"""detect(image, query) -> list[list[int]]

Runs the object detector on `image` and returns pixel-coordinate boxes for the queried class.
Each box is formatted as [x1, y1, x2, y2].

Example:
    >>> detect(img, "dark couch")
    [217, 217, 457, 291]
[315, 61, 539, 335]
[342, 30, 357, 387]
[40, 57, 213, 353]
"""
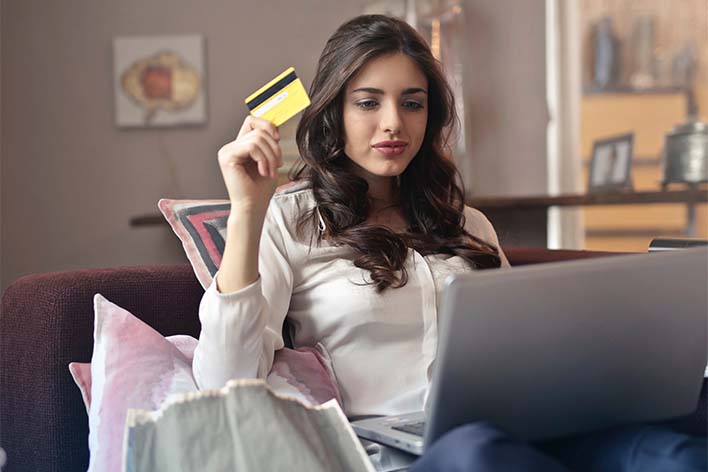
[1, 248, 705, 471]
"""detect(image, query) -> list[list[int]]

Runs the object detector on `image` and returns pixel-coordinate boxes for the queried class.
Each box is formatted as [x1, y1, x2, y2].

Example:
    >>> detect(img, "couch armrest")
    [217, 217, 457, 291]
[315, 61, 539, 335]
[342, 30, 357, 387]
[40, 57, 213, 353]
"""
[0, 264, 203, 472]
[504, 247, 624, 266]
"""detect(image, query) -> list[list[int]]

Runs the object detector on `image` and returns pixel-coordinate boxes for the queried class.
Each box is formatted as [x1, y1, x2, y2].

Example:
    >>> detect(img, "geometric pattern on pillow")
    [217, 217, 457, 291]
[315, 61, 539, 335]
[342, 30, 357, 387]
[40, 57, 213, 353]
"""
[158, 199, 230, 289]
[158, 180, 308, 290]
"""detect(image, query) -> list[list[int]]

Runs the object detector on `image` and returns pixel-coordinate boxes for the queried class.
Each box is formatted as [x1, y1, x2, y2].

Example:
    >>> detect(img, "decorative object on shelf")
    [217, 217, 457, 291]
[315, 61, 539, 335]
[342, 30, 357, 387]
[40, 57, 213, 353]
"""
[671, 42, 698, 90]
[582, 0, 706, 95]
[591, 16, 620, 90]
[588, 133, 634, 193]
[662, 119, 708, 187]
[627, 15, 656, 90]
[113, 35, 207, 128]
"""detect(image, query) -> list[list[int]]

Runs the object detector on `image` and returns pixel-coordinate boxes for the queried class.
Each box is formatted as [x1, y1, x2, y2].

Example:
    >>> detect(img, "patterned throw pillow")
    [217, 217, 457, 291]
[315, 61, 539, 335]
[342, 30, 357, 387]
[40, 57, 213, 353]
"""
[69, 294, 342, 472]
[158, 198, 230, 289]
[158, 181, 306, 289]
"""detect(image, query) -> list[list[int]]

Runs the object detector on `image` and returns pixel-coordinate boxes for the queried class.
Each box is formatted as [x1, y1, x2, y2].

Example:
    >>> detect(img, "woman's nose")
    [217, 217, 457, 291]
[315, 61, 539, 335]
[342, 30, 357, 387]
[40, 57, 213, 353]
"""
[380, 102, 402, 134]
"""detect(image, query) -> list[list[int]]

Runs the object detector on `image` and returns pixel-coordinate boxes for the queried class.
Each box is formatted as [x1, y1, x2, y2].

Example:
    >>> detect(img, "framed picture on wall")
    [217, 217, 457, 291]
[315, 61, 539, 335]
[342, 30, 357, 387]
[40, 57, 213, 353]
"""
[113, 35, 207, 128]
[588, 133, 634, 193]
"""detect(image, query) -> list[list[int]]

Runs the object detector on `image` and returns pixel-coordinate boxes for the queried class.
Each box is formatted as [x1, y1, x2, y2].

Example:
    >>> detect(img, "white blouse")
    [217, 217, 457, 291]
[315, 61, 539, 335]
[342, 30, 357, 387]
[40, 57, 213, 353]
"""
[193, 182, 509, 418]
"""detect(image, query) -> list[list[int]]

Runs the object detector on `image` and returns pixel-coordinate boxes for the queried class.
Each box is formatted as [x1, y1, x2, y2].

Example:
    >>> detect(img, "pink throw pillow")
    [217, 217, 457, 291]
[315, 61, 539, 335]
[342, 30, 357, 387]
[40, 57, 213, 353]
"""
[82, 294, 197, 472]
[69, 294, 342, 472]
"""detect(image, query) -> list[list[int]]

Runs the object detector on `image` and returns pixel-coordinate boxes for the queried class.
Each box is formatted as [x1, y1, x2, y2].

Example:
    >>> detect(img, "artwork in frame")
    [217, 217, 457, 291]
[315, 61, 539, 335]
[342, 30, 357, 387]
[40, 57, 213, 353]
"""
[588, 133, 634, 193]
[113, 35, 207, 128]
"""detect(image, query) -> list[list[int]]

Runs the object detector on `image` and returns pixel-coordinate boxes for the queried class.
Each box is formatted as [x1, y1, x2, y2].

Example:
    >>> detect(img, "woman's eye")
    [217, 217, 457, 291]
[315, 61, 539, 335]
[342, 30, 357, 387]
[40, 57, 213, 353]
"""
[356, 100, 378, 110]
[403, 101, 424, 111]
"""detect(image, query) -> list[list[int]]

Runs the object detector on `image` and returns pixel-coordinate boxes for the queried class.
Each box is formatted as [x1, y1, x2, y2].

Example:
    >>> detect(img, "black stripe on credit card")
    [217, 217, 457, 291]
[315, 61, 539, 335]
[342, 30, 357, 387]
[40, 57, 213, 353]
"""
[246, 71, 298, 111]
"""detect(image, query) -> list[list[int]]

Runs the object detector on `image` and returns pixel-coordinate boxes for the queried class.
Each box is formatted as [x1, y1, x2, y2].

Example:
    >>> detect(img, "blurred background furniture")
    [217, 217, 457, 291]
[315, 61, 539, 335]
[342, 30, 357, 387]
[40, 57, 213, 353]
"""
[470, 188, 708, 247]
[580, 91, 708, 251]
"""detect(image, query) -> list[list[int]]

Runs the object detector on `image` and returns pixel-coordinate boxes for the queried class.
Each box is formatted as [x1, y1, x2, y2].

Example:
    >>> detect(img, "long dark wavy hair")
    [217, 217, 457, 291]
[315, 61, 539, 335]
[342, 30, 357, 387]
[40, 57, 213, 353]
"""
[291, 14, 501, 292]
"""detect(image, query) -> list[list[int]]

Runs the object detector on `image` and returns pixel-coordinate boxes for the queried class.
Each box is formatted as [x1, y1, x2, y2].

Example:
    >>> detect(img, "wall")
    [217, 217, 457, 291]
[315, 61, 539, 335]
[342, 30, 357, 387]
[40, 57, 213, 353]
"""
[1, 0, 367, 291]
[460, 0, 548, 197]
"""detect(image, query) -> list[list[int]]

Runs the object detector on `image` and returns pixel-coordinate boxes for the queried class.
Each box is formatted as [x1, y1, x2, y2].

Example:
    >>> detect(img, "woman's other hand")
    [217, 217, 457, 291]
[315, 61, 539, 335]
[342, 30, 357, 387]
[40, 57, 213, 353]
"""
[217, 115, 283, 215]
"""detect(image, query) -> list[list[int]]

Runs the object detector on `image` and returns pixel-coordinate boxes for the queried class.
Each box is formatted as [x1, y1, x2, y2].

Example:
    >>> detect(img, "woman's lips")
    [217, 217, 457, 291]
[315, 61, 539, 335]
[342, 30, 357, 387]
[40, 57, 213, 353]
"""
[372, 141, 408, 157]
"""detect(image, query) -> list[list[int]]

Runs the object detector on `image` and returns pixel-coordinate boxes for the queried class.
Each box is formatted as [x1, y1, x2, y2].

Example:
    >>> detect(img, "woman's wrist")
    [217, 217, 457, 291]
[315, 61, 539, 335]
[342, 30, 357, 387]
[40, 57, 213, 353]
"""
[219, 205, 266, 294]
[227, 202, 268, 227]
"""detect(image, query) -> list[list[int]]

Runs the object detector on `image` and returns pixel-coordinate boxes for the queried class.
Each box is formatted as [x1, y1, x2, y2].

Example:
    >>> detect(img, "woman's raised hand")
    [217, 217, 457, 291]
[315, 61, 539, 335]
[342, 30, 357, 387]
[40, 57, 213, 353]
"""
[217, 115, 283, 215]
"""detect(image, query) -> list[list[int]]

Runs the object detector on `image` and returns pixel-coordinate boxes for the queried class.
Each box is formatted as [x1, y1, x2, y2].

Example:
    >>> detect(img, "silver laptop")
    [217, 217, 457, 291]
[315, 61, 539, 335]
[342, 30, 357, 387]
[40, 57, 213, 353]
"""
[351, 248, 708, 455]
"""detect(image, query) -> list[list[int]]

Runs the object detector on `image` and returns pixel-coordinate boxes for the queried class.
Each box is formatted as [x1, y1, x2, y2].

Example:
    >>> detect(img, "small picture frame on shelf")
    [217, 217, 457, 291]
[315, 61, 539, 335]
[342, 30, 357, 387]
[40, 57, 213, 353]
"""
[588, 133, 634, 193]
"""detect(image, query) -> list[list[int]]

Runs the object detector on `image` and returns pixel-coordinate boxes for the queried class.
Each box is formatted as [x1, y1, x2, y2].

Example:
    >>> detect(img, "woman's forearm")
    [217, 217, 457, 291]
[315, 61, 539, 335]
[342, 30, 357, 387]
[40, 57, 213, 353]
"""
[216, 206, 268, 294]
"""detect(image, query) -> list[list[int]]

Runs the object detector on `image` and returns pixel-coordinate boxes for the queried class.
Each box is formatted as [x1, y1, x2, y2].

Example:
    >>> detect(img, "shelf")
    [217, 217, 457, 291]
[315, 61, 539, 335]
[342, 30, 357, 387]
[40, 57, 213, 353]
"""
[466, 188, 708, 210]
[583, 85, 688, 97]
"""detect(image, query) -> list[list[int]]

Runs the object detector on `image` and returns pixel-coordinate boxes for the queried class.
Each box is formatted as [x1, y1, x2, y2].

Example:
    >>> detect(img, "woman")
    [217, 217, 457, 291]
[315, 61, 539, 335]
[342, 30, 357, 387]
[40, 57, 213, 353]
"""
[193, 14, 706, 471]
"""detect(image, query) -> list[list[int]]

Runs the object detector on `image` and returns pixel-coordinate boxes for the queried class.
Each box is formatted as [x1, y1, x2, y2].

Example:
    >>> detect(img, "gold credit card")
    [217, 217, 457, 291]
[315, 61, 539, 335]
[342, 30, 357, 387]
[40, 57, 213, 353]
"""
[245, 67, 311, 127]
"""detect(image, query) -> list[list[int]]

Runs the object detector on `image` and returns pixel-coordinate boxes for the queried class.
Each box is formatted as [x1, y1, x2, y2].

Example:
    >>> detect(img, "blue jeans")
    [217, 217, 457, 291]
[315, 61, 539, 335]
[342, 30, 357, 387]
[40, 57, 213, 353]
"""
[409, 422, 707, 472]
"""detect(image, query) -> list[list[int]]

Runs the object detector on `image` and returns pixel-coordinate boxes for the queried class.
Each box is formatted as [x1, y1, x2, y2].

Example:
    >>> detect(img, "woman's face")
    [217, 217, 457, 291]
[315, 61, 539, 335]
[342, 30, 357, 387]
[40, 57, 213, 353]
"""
[342, 52, 428, 182]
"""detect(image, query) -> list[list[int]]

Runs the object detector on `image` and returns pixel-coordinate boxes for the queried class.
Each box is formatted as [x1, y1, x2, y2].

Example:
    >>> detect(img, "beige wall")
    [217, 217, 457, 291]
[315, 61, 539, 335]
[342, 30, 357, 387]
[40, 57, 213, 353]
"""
[461, 0, 548, 197]
[1, 0, 367, 291]
[1, 0, 549, 291]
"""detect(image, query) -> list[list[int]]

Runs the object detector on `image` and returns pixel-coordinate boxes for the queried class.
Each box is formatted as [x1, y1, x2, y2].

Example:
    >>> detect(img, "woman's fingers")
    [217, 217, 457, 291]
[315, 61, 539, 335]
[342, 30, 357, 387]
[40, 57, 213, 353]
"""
[218, 133, 280, 178]
[231, 116, 282, 177]
[238, 115, 280, 141]
[247, 143, 270, 177]
[246, 138, 279, 178]
[251, 129, 283, 169]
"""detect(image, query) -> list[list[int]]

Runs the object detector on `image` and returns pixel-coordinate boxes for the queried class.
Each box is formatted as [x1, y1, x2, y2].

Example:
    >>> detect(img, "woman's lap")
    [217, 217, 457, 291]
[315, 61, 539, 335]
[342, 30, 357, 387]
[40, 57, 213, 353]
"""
[540, 423, 707, 471]
[409, 422, 568, 472]
[409, 422, 707, 472]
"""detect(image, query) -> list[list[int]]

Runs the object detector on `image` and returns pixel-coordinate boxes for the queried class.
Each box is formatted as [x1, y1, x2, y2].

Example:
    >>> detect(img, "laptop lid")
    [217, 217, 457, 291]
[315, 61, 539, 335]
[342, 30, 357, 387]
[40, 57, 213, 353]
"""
[424, 248, 708, 448]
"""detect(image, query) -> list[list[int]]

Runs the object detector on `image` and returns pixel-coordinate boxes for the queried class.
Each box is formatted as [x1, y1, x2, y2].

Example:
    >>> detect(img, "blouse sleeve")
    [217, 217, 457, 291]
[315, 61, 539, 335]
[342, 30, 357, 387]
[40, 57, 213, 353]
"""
[192, 201, 294, 390]
[464, 206, 511, 268]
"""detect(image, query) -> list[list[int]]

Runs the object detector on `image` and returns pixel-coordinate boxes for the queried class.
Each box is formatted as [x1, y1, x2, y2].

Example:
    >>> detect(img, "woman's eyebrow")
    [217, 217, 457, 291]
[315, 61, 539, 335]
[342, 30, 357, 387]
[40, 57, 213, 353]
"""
[351, 87, 384, 94]
[350, 87, 428, 95]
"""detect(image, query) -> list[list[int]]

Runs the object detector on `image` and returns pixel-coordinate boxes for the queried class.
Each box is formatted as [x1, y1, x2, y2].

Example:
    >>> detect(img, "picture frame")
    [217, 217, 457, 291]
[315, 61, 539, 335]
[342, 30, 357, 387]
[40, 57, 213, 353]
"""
[588, 133, 634, 192]
[113, 35, 207, 128]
